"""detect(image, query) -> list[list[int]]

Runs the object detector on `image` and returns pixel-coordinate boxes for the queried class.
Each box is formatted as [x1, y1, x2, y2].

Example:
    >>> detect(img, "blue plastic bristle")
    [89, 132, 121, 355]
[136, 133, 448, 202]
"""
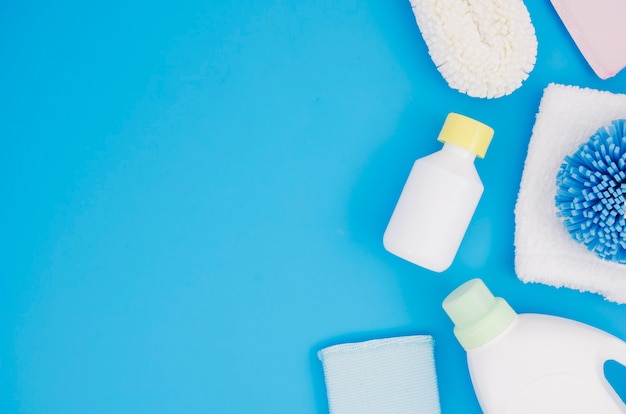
[555, 119, 626, 264]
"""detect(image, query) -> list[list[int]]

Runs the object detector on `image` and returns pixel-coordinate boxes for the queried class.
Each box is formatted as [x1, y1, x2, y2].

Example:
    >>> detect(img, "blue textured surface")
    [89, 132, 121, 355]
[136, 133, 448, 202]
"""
[2, 1, 626, 413]
[556, 119, 626, 263]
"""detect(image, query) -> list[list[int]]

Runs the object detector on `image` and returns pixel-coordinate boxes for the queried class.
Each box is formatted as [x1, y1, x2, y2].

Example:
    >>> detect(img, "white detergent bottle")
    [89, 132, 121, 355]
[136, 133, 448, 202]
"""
[442, 278, 626, 414]
[383, 113, 493, 272]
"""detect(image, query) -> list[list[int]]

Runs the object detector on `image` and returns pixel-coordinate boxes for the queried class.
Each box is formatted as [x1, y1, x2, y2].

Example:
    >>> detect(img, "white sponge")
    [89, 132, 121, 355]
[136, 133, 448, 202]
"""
[409, 0, 538, 99]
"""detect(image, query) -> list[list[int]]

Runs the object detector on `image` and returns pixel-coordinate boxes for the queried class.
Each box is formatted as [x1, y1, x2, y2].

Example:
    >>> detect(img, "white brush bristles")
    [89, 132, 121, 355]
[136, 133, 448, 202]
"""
[410, 0, 538, 98]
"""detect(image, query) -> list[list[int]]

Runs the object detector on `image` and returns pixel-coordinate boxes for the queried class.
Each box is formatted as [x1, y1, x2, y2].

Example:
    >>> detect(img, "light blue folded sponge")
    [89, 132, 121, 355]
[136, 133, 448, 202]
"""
[318, 335, 440, 414]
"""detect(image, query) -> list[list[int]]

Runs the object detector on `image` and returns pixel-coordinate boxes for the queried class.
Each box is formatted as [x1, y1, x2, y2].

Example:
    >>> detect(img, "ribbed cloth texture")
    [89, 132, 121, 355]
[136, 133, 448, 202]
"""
[514, 83, 626, 303]
[318, 335, 440, 414]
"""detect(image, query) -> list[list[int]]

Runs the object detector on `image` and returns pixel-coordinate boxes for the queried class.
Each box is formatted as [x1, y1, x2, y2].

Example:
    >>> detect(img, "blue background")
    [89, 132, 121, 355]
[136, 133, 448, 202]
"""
[2, 0, 626, 412]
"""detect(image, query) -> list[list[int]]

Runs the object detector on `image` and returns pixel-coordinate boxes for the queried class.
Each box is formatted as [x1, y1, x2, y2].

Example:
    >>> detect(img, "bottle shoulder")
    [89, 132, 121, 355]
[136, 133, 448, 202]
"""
[414, 148, 482, 182]
[468, 313, 617, 366]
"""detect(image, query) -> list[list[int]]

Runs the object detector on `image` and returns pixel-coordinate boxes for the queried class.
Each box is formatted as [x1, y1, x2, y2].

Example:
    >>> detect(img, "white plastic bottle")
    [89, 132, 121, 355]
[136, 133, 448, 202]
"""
[442, 278, 626, 414]
[383, 113, 494, 272]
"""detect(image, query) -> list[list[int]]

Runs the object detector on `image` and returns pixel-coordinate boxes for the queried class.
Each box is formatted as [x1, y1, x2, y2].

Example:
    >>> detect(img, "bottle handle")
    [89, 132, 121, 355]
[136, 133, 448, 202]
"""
[600, 335, 626, 408]
[603, 334, 626, 367]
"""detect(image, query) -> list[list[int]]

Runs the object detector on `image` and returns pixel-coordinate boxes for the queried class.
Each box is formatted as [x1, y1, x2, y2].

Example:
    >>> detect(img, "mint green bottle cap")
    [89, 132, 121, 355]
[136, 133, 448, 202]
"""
[442, 278, 516, 350]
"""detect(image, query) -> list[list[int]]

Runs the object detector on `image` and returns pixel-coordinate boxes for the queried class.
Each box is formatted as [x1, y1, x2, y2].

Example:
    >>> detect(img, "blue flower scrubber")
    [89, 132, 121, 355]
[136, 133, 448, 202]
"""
[556, 119, 626, 264]
[409, 0, 537, 99]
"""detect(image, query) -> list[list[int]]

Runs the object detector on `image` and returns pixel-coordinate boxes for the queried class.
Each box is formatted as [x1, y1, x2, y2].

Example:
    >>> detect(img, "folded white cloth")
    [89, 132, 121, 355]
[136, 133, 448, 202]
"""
[318, 335, 440, 414]
[514, 83, 626, 303]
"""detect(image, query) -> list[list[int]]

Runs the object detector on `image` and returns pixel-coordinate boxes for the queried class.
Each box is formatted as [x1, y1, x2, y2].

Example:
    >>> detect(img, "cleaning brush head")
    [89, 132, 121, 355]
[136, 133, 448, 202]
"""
[555, 119, 626, 264]
[409, 0, 537, 99]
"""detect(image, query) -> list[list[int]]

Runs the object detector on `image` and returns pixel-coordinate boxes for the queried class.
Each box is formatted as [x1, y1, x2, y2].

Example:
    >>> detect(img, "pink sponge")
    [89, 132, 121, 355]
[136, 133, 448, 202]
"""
[550, 0, 626, 80]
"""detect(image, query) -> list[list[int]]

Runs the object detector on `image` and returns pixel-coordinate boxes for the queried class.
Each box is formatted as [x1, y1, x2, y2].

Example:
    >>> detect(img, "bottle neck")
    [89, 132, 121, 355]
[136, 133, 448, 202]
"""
[442, 142, 477, 161]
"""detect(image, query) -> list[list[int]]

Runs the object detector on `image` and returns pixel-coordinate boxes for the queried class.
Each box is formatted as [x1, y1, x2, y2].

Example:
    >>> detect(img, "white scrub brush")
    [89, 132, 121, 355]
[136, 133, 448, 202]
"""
[409, 0, 538, 99]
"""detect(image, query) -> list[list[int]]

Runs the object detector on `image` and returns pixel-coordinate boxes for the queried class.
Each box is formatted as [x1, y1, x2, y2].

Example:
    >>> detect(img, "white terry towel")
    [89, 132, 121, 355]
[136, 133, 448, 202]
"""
[514, 83, 626, 303]
[318, 335, 440, 414]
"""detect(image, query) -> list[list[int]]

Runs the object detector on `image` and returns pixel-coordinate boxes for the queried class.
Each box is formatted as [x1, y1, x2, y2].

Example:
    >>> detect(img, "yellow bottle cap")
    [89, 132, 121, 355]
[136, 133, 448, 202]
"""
[437, 113, 494, 158]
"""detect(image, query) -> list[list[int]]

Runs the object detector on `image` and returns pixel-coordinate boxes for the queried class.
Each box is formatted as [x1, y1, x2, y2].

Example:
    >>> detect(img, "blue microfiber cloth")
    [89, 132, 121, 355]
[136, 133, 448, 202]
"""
[318, 335, 440, 414]
[514, 83, 626, 303]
